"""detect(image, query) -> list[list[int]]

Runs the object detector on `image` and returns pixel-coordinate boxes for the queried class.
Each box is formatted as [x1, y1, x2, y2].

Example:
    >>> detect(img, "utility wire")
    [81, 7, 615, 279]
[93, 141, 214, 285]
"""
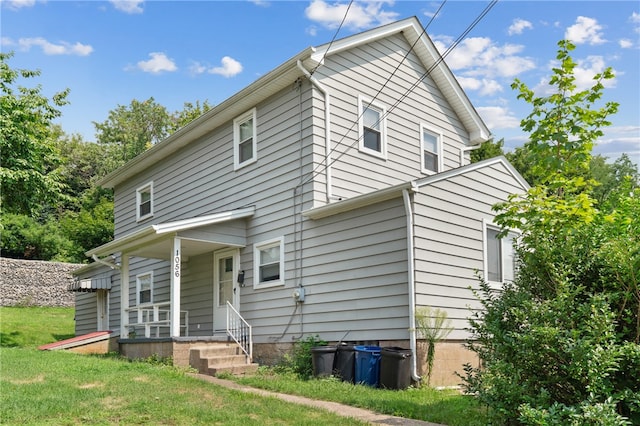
[301, 0, 497, 186]
[309, 0, 354, 76]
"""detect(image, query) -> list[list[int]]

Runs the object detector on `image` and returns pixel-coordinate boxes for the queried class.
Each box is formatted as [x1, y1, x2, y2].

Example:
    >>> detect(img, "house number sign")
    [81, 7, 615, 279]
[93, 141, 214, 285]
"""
[174, 250, 181, 278]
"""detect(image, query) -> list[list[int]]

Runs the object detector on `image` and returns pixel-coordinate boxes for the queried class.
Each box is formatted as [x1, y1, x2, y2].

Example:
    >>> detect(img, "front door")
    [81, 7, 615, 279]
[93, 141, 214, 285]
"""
[213, 249, 239, 333]
[96, 290, 109, 331]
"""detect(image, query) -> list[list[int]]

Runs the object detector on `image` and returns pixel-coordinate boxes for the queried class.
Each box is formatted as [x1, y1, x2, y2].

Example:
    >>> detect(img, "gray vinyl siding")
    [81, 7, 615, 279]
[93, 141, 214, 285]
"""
[180, 252, 214, 336]
[74, 292, 97, 335]
[312, 33, 469, 200]
[412, 161, 526, 340]
[247, 197, 411, 342]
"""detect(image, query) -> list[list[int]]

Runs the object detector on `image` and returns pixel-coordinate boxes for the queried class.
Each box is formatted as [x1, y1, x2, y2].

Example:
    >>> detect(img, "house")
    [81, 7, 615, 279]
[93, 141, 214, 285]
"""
[71, 16, 528, 386]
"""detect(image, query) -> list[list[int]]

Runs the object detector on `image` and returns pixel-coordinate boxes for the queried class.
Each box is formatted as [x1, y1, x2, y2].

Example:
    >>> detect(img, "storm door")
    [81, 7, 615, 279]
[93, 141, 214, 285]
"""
[213, 249, 239, 333]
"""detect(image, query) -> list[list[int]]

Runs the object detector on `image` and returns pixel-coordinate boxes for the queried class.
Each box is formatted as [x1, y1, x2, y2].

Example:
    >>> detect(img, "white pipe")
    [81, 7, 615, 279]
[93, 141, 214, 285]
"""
[297, 60, 337, 203]
[92, 254, 120, 270]
[459, 144, 482, 166]
[402, 186, 421, 383]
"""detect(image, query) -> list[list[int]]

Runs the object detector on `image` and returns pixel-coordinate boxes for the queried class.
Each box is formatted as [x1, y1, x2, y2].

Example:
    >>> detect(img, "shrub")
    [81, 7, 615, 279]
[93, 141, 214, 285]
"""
[276, 335, 327, 379]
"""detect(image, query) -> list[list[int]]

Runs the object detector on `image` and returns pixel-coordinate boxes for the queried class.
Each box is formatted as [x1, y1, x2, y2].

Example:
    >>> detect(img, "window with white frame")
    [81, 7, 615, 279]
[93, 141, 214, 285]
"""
[234, 108, 257, 169]
[136, 272, 153, 305]
[358, 96, 387, 158]
[484, 222, 516, 283]
[254, 237, 284, 288]
[136, 182, 154, 221]
[420, 124, 442, 173]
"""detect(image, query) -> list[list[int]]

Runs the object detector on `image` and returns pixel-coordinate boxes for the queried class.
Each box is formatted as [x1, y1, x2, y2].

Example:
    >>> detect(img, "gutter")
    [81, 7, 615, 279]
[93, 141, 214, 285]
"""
[296, 60, 338, 203]
[402, 185, 422, 383]
[91, 254, 120, 270]
[459, 144, 482, 165]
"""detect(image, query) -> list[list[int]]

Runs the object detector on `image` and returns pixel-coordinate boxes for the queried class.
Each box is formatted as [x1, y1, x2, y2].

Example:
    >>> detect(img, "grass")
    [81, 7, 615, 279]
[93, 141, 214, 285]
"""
[0, 307, 365, 425]
[234, 369, 487, 426]
[0, 306, 75, 348]
[1, 307, 488, 425]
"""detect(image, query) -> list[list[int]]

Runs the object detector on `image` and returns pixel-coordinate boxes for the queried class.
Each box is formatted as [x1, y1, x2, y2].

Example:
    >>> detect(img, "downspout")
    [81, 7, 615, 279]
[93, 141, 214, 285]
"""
[459, 145, 482, 166]
[402, 185, 421, 383]
[296, 60, 339, 203]
[92, 254, 120, 270]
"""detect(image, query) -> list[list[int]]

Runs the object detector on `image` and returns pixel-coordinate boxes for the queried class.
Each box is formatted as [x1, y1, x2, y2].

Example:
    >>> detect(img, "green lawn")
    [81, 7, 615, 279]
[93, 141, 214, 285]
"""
[0, 306, 487, 425]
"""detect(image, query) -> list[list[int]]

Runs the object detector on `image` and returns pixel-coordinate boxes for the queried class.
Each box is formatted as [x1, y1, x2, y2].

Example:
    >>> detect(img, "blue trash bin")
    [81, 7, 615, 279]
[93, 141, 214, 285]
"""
[354, 345, 381, 387]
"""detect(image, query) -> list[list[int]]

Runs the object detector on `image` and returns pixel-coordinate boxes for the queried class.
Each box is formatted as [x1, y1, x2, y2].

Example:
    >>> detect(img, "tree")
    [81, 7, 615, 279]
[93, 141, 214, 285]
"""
[93, 97, 171, 170]
[0, 52, 69, 216]
[170, 100, 213, 132]
[461, 40, 639, 424]
[470, 138, 505, 163]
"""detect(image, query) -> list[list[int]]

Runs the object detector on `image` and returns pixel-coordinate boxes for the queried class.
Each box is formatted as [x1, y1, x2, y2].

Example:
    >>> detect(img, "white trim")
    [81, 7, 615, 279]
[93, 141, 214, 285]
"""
[358, 95, 387, 159]
[482, 220, 516, 284]
[419, 123, 443, 174]
[136, 271, 154, 306]
[233, 108, 257, 170]
[253, 237, 285, 289]
[136, 181, 154, 222]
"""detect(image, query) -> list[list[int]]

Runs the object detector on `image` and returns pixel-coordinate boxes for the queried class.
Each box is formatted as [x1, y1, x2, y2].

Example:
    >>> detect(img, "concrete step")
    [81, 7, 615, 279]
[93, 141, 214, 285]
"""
[208, 363, 259, 376]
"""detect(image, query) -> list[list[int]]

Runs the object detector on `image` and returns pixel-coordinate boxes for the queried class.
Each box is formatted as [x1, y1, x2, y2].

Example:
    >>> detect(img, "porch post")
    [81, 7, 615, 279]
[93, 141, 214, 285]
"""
[120, 254, 130, 337]
[170, 237, 181, 337]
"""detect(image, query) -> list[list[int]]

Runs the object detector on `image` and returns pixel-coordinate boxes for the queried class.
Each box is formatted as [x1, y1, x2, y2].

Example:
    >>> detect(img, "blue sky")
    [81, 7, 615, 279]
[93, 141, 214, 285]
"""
[2, 0, 639, 165]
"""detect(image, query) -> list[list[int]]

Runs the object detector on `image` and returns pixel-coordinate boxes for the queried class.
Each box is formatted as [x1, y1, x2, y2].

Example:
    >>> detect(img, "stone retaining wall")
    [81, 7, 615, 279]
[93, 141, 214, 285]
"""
[0, 257, 82, 307]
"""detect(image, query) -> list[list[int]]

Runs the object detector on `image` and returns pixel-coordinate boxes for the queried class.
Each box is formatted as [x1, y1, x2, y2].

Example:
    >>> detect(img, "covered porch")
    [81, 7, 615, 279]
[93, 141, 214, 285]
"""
[85, 207, 255, 360]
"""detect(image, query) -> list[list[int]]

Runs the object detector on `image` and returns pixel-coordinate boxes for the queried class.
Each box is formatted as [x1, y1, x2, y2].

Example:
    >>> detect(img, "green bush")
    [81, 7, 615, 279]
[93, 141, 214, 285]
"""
[276, 335, 327, 379]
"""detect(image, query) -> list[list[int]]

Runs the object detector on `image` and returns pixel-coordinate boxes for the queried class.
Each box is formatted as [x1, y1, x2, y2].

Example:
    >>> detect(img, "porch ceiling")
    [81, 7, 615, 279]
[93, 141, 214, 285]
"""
[86, 207, 254, 260]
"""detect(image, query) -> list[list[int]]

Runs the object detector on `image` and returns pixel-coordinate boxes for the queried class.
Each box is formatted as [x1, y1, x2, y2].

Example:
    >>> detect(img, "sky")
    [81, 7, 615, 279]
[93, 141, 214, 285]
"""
[2, 0, 639, 165]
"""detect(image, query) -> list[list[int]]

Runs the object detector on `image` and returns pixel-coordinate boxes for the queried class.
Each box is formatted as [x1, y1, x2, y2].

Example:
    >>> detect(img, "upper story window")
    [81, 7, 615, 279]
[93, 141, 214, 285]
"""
[234, 108, 257, 170]
[420, 124, 443, 174]
[253, 237, 284, 289]
[136, 271, 154, 305]
[358, 96, 387, 159]
[136, 182, 154, 222]
[484, 222, 517, 283]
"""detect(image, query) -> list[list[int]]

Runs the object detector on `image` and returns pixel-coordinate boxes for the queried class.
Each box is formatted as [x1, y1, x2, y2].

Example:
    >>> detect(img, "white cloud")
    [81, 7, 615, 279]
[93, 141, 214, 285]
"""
[619, 39, 633, 49]
[476, 106, 520, 130]
[631, 12, 640, 24]
[5, 37, 93, 56]
[565, 16, 606, 45]
[3, 0, 36, 10]
[209, 56, 243, 78]
[508, 18, 533, 36]
[136, 52, 177, 73]
[534, 55, 617, 95]
[110, 0, 143, 14]
[188, 57, 243, 78]
[457, 76, 503, 96]
[434, 36, 536, 79]
[305, 0, 399, 31]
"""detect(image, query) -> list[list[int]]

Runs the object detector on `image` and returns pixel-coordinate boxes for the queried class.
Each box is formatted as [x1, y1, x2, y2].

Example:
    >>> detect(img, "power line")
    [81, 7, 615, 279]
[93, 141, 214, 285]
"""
[309, 0, 354, 76]
[301, 0, 497, 187]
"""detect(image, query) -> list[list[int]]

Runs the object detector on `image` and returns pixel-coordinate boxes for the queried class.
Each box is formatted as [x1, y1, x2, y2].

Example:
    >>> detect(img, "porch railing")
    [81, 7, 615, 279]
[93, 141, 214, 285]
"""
[226, 301, 252, 363]
[125, 302, 189, 338]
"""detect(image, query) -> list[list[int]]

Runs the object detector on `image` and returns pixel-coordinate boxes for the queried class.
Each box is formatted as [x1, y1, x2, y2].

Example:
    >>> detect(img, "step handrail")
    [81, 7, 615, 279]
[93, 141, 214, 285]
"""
[226, 301, 252, 363]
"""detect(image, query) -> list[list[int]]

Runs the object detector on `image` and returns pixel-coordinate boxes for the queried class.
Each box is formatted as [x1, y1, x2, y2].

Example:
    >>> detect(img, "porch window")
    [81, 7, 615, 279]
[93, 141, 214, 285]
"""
[234, 108, 257, 170]
[484, 223, 516, 283]
[136, 272, 154, 305]
[254, 237, 284, 288]
[358, 96, 387, 159]
[136, 182, 154, 221]
[420, 124, 442, 173]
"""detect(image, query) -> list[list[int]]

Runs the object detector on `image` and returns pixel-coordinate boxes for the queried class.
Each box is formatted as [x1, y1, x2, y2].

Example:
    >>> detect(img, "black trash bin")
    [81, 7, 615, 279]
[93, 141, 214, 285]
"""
[379, 347, 413, 390]
[334, 343, 356, 383]
[311, 346, 337, 377]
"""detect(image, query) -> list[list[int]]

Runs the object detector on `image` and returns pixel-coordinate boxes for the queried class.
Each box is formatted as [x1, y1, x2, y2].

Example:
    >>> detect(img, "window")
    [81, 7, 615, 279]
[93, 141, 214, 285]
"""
[136, 182, 154, 221]
[253, 237, 284, 288]
[136, 272, 153, 305]
[420, 124, 442, 173]
[484, 222, 516, 283]
[234, 108, 257, 169]
[358, 96, 386, 158]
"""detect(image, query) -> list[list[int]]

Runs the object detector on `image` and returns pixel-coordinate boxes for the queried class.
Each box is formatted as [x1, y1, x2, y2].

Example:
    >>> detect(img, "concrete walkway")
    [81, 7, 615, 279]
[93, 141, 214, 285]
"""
[192, 374, 445, 426]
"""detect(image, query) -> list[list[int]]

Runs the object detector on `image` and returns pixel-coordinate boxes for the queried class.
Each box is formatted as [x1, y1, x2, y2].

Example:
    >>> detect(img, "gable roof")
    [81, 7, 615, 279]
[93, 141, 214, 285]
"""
[302, 156, 529, 220]
[99, 16, 489, 189]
